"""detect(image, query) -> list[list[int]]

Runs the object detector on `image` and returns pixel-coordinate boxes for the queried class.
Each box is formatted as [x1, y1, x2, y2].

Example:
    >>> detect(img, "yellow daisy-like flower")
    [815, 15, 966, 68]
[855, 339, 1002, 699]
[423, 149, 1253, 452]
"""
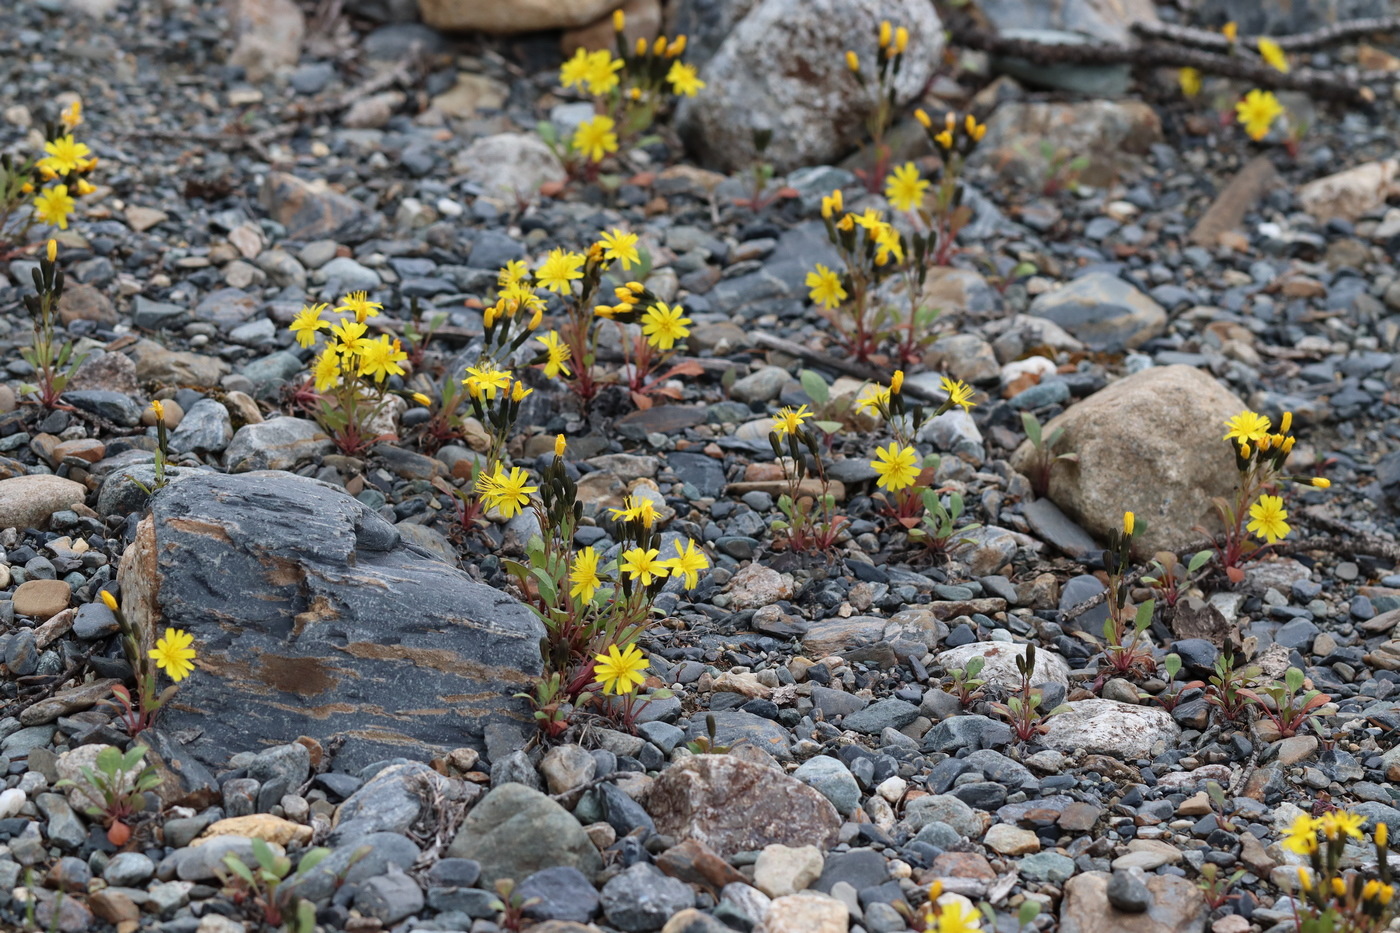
[620, 546, 669, 586]
[569, 546, 603, 604]
[329, 318, 368, 361]
[856, 384, 890, 417]
[594, 643, 649, 696]
[806, 264, 847, 310]
[1178, 67, 1202, 97]
[537, 331, 573, 379]
[932, 896, 982, 933]
[641, 302, 692, 351]
[60, 99, 82, 131]
[560, 47, 592, 89]
[536, 248, 586, 295]
[290, 304, 330, 348]
[773, 405, 811, 439]
[1247, 494, 1290, 544]
[33, 185, 75, 230]
[1223, 410, 1272, 445]
[41, 135, 92, 176]
[584, 49, 624, 95]
[873, 223, 904, 265]
[150, 399, 165, 422]
[871, 442, 920, 493]
[884, 162, 929, 213]
[1281, 814, 1320, 854]
[666, 60, 705, 97]
[498, 259, 530, 290]
[599, 228, 640, 269]
[663, 539, 708, 590]
[1222, 21, 1238, 42]
[313, 348, 341, 392]
[463, 365, 513, 400]
[149, 628, 197, 683]
[357, 335, 408, 383]
[608, 495, 658, 528]
[337, 291, 383, 323]
[1257, 37, 1289, 73]
[476, 463, 537, 518]
[940, 376, 975, 412]
[1236, 89, 1284, 141]
[1319, 810, 1367, 842]
[572, 115, 619, 163]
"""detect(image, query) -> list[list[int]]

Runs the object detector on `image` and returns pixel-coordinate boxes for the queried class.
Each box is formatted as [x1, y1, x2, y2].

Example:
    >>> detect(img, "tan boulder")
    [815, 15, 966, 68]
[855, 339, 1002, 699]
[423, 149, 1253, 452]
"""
[420, 0, 623, 33]
[0, 475, 87, 532]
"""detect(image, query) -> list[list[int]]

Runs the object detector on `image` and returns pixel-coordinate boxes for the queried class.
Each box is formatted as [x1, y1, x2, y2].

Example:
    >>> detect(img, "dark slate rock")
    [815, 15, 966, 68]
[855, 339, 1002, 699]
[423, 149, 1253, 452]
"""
[598, 781, 656, 836]
[667, 452, 727, 498]
[519, 866, 600, 922]
[1028, 272, 1166, 352]
[681, 710, 792, 761]
[599, 862, 697, 932]
[1022, 497, 1100, 558]
[117, 472, 544, 770]
[62, 390, 143, 427]
[446, 783, 602, 885]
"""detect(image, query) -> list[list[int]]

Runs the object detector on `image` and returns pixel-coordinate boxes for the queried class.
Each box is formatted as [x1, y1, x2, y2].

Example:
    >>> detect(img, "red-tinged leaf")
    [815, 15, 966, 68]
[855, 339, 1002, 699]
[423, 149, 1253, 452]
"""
[630, 391, 653, 410]
[1226, 566, 1246, 584]
[898, 516, 920, 529]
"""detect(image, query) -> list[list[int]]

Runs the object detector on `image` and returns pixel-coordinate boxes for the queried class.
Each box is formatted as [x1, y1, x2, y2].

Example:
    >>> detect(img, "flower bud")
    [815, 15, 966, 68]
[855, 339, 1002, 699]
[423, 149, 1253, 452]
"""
[412, 392, 432, 406]
[667, 34, 686, 57]
[1123, 511, 1134, 536]
[653, 36, 667, 55]
[1222, 21, 1238, 41]
[613, 9, 624, 31]
[512, 381, 532, 402]
[879, 20, 891, 48]
[1239, 442, 1251, 459]
[636, 36, 648, 56]
[529, 306, 544, 330]
[1311, 477, 1330, 489]
[845, 50, 859, 72]
[895, 26, 909, 53]
[555, 434, 567, 458]
[100, 590, 118, 612]
[1377, 821, 1388, 848]
[915, 108, 931, 129]
[46, 239, 57, 262]
[890, 370, 904, 395]
[1279, 410, 1292, 434]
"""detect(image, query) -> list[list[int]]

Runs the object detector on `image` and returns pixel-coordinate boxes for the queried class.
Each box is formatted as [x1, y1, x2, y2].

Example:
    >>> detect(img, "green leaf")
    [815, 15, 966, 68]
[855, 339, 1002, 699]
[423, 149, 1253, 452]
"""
[1187, 549, 1212, 574]
[530, 567, 558, 604]
[296, 848, 332, 876]
[1018, 901, 1042, 926]
[1020, 411, 1042, 447]
[1165, 654, 1181, 679]
[1134, 599, 1155, 630]
[251, 838, 278, 873]
[222, 855, 256, 884]
[295, 899, 317, 933]
[799, 370, 829, 406]
[1285, 667, 1304, 692]
[814, 420, 843, 435]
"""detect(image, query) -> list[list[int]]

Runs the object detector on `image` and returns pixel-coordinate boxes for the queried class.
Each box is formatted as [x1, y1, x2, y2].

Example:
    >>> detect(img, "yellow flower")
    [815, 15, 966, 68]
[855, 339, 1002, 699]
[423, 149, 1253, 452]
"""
[879, 20, 892, 48]
[895, 26, 909, 54]
[412, 392, 433, 406]
[555, 434, 567, 457]
[46, 239, 57, 262]
[609, 495, 658, 528]
[641, 301, 692, 351]
[313, 348, 341, 392]
[572, 115, 619, 163]
[74, 177, 95, 196]
[150, 628, 197, 683]
[856, 384, 890, 417]
[1179, 67, 1202, 97]
[773, 405, 811, 439]
[290, 304, 330, 348]
[498, 259, 530, 289]
[873, 223, 904, 265]
[60, 99, 82, 131]
[664, 539, 708, 590]
[1247, 494, 1290, 544]
[890, 370, 904, 395]
[357, 335, 408, 382]
[41, 135, 92, 175]
[872, 442, 919, 493]
[329, 318, 368, 360]
[584, 49, 624, 95]
[1123, 512, 1134, 536]
[569, 546, 603, 603]
[33, 185, 75, 230]
[1223, 410, 1272, 444]
[1257, 37, 1289, 72]
[594, 643, 649, 696]
[885, 162, 929, 213]
[620, 547, 669, 586]
[932, 896, 982, 933]
[99, 590, 118, 612]
[653, 36, 667, 56]
[1222, 21, 1238, 42]
[537, 248, 586, 294]
[820, 189, 844, 218]
[599, 228, 640, 269]
[1319, 810, 1367, 842]
[537, 331, 573, 379]
[151, 399, 165, 422]
[1236, 89, 1284, 141]
[510, 380, 532, 402]
[337, 291, 382, 323]
[934, 129, 954, 150]
[805, 264, 847, 310]
[476, 463, 537, 518]
[845, 51, 859, 73]
[666, 60, 705, 97]
[560, 48, 592, 88]
[940, 376, 974, 412]
[463, 366, 512, 400]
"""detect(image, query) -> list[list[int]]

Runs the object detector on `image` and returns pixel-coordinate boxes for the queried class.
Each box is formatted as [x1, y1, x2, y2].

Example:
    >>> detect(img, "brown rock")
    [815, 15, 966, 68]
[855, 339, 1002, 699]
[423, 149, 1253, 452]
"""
[89, 889, 141, 926]
[562, 0, 660, 55]
[227, 0, 305, 81]
[1011, 366, 1246, 557]
[194, 814, 313, 847]
[50, 439, 105, 465]
[646, 756, 841, 858]
[655, 838, 748, 894]
[0, 474, 87, 531]
[420, 0, 623, 33]
[259, 172, 374, 242]
[1058, 802, 1102, 833]
[131, 340, 231, 386]
[976, 100, 1162, 188]
[1061, 871, 1207, 933]
[19, 678, 120, 726]
[12, 579, 72, 620]
[125, 206, 168, 232]
[1189, 156, 1278, 247]
[57, 282, 117, 327]
[69, 351, 141, 396]
[429, 73, 508, 118]
[928, 851, 997, 880]
[141, 399, 184, 428]
[1298, 159, 1400, 224]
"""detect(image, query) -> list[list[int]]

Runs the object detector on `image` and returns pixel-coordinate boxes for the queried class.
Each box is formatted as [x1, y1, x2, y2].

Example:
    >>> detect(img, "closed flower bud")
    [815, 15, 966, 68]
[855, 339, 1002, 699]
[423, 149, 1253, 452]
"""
[1282, 436, 1295, 452]
[1239, 441, 1251, 459]
[1279, 410, 1293, 434]
[879, 20, 891, 48]
[895, 26, 908, 53]
[512, 381, 531, 402]
[151, 399, 165, 421]
[613, 9, 624, 31]
[653, 36, 667, 55]
[555, 434, 567, 458]
[636, 37, 648, 56]
[891, 370, 904, 395]
[1378, 822, 1388, 848]
[667, 35, 686, 57]
[1311, 477, 1330, 488]
[529, 306, 543, 330]
[845, 50, 859, 72]
[46, 239, 57, 262]
[915, 108, 931, 129]
[412, 392, 432, 406]
[1123, 511, 1134, 536]
[100, 590, 118, 612]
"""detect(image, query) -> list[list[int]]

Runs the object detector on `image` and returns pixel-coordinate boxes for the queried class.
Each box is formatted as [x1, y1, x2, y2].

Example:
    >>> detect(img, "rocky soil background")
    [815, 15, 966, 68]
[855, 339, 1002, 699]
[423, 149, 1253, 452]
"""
[2, 0, 1400, 932]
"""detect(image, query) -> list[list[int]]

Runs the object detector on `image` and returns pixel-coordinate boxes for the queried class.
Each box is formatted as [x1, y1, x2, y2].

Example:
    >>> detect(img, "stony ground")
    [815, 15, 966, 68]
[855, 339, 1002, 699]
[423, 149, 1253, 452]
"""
[2, 1, 1400, 933]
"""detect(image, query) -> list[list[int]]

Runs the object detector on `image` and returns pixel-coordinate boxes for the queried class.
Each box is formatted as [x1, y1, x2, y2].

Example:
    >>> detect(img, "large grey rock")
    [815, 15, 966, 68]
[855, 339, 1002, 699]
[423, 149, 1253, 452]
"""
[665, 0, 761, 67]
[1197, 0, 1390, 35]
[260, 172, 379, 243]
[452, 133, 566, 201]
[116, 472, 545, 770]
[224, 417, 334, 472]
[676, 0, 943, 173]
[1010, 365, 1246, 557]
[974, 100, 1162, 190]
[447, 783, 602, 884]
[976, 0, 1158, 42]
[1029, 273, 1166, 353]
[645, 756, 840, 857]
[1060, 871, 1206, 933]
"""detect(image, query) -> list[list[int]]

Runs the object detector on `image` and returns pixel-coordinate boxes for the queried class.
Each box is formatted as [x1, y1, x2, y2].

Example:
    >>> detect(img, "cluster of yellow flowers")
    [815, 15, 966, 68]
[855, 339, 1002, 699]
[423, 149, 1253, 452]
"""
[569, 534, 709, 600]
[1179, 23, 1288, 141]
[289, 293, 408, 391]
[854, 370, 975, 495]
[1222, 408, 1329, 545]
[1281, 810, 1396, 933]
[24, 100, 96, 231]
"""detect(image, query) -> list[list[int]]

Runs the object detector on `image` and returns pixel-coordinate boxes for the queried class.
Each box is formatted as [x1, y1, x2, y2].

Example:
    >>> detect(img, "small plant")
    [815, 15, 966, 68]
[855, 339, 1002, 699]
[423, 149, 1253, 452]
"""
[18, 239, 87, 410]
[907, 485, 980, 555]
[989, 645, 1069, 742]
[54, 745, 160, 846]
[767, 399, 846, 552]
[685, 714, 730, 755]
[733, 128, 796, 212]
[1141, 549, 1212, 608]
[1, 98, 97, 249]
[1240, 667, 1330, 738]
[217, 839, 334, 933]
[489, 879, 541, 933]
[100, 590, 197, 735]
[1141, 654, 1205, 713]
[1095, 512, 1157, 682]
[1283, 810, 1395, 933]
[515, 672, 572, 739]
[1031, 140, 1091, 197]
[844, 19, 911, 191]
[1019, 411, 1077, 498]
[1197, 864, 1246, 910]
[132, 399, 173, 496]
[1205, 646, 1259, 723]
[944, 655, 987, 707]
[1203, 781, 1237, 833]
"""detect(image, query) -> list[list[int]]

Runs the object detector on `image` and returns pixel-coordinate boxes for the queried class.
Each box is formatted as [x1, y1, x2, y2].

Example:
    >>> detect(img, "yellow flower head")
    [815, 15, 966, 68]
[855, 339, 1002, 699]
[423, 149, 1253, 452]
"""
[773, 405, 811, 439]
[412, 392, 433, 407]
[100, 590, 118, 612]
[584, 49, 624, 95]
[555, 434, 567, 458]
[476, 463, 537, 518]
[150, 628, 197, 682]
[664, 539, 708, 590]
[1223, 410, 1272, 444]
[1319, 810, 1367, 842]
[498, 259, 530, 290]
[872, 442, 920, 493]
[537, 331, 573, 379]
[609, 494, 658, 528]
[34, 184, 75, 230]
[845, 50, 859, 72]
[151, 399, 166, 422]
[879, 20, 892, 48]
[915, 109, 932, 129]
[594, 643, 648, 696]
[1279, 411, 1293, 434]
[60, 99, 82, 131]
[805, 264, 847, 310]
[572, 115, 619, 163]
[1236, 89, 1284, 141]
[653, 36, 668, 56]
[895, 26, 909, 54]
[891, 370, 904, 395]
[290, 303, 331, 348]
[885, 162, 929, 213]
[1258, 37, 1289, 72]
[873, 222, 904, 265]
[856, 384, 891, 417]
[1247, 494, 1290, 544]
[940, 376, 974, 412]
[357, 335, 408, 383]
[41, 135, 92, 176]
[641, 301, 692, 351]
[934, 129, 954, 150]
[599, 228, 641, 269]
[537, 248, 586, 295]
[313, 348, 341, 392]
[337, 291, 383, 323]
[666, 35, 687, 57]
[1310, 477, 1330, 489]
[560, 47, 592, 89]
[620, 547, 669, 586]
[570, 546, 603, 603]
[1222, 21, 1238, 41]
[511, 380, 532, 402]
[1123, 512, 1134, 536]
[932, 896, 982, 933]
[329, 318, 368, 360]
[666, 60, 705, 97]
[463, 365, 512, 400]
[963, 114, 985, 142]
